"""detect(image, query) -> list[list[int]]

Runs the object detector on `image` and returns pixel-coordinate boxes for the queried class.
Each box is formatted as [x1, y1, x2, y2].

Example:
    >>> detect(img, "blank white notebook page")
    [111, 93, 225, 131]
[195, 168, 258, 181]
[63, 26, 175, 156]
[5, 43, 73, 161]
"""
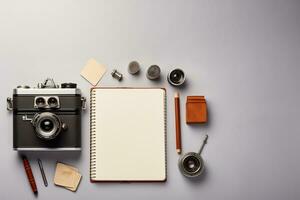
[90, 88, 166, 181]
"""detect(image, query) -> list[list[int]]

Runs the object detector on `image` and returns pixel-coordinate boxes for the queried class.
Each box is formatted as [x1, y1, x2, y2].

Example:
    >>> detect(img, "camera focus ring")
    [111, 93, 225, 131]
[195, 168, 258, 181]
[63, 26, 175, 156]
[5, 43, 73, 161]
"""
[32, 112, 62, 140]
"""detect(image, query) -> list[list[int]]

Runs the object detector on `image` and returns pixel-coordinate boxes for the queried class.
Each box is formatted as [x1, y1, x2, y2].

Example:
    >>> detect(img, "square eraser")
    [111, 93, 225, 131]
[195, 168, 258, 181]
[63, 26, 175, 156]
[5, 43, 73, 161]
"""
[80, 58, 107, 86]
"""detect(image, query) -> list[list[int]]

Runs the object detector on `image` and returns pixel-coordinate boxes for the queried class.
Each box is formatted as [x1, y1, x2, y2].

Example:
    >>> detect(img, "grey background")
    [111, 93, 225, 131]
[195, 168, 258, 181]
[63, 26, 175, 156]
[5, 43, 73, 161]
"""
[1, 0, 300, 199]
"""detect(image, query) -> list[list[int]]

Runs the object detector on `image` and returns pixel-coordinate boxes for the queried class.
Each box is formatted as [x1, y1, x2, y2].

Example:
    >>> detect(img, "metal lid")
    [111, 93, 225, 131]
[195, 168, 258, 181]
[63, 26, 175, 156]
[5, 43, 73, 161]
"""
[128, 61, 140, 75]
[147, 65, 161, 80]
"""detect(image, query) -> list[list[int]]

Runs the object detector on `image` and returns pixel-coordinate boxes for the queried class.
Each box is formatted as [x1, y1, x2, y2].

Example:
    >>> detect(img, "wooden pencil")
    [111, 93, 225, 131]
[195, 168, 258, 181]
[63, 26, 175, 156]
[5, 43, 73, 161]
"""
[175, 92, 182, 154]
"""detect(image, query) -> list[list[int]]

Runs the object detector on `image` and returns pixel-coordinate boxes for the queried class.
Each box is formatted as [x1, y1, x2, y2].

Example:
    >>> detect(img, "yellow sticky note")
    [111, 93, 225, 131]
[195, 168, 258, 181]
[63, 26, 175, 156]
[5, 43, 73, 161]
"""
[80, 58, 107, 86]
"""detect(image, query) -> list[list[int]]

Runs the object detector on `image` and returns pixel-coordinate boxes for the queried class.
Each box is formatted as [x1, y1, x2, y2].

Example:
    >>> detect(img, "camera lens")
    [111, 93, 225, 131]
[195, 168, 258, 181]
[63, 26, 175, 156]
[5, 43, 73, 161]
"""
[178, 152, 204, 178]
[167, 68, 186, 86]
[40, 119, 54, 132]
[183, 155, 201, 173]
[33, 113, 62, 140]
[35, 97, 46, 108]
[170, 70, 183, 83]
[48, 97, 58, 108]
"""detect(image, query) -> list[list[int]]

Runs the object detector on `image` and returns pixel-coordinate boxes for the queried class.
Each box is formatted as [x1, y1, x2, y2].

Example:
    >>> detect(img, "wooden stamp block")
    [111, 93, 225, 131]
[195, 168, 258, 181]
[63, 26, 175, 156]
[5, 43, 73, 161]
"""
[186, 96, 207, 124]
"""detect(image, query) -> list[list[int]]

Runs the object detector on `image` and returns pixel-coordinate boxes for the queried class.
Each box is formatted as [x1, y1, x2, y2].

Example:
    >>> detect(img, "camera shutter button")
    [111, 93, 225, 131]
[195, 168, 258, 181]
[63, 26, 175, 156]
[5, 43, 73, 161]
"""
[61, 83, 77, 88]
[17, 85, 30, 89]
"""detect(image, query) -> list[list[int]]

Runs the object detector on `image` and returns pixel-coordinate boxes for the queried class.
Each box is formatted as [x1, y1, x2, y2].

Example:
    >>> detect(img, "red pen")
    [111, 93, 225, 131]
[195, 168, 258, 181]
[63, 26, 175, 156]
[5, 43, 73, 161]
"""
[22, 156, 38, 195]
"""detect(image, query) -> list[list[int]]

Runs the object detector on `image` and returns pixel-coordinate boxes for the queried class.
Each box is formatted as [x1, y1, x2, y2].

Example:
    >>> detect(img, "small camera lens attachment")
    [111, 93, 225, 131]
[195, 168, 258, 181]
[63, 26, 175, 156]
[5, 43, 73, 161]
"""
[178, 152, 204, 178]
[182, 155, 202, 173]
[48, 97, 58, 108]
[167, 68, 186, 86]
[111, 69, 123, 81]
[35, 97, 46, 108]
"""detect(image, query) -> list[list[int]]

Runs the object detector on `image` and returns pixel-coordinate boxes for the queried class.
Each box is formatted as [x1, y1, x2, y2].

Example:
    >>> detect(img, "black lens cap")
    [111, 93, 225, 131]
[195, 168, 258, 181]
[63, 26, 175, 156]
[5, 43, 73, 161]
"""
[61, 83, 77, 88]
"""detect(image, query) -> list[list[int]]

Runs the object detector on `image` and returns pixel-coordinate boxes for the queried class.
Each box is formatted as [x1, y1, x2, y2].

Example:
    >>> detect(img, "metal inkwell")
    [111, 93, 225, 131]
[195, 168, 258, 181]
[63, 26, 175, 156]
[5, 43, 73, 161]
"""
[178, 135, 208, 178]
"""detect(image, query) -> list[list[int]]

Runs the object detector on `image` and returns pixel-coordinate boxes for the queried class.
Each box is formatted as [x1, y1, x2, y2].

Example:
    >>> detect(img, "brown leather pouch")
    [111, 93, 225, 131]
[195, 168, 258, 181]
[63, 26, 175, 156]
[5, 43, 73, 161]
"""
[186, 96, 207, 124]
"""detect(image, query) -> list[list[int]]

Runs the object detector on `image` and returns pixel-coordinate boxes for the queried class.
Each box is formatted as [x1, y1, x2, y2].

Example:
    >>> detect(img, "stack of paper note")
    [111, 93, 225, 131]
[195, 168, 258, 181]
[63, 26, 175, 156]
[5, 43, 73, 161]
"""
[54, 162, 82, 192]
[80, 58, 107, 86]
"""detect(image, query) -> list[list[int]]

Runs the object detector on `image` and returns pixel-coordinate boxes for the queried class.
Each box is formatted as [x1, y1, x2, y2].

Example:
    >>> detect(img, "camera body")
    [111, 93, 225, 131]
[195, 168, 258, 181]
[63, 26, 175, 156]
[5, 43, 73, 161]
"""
[7, 78, 86, 151]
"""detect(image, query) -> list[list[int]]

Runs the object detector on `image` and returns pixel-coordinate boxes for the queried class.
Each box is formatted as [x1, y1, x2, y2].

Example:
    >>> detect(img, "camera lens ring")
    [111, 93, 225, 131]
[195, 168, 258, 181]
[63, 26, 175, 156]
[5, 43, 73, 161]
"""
[47, 97, 59, 108]
[178, 152, 204, 178]
[32, 112, 62, 140]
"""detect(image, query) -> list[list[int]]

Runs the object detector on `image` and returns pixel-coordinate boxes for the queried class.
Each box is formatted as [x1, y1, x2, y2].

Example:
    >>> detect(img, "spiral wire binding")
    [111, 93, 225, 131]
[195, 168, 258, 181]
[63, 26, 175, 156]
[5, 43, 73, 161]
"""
[164, 90, 167, 179]
[90, 89, 97, 180]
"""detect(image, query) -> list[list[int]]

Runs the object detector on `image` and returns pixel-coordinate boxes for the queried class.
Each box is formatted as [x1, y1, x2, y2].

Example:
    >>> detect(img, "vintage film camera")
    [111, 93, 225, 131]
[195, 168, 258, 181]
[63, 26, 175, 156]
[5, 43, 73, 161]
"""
[7, 78, 86, 151]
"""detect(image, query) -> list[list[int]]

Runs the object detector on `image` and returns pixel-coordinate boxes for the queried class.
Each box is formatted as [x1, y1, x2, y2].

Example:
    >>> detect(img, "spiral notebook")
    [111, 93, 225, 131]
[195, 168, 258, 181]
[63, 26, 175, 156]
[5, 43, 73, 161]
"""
[90, 88, 166, 182]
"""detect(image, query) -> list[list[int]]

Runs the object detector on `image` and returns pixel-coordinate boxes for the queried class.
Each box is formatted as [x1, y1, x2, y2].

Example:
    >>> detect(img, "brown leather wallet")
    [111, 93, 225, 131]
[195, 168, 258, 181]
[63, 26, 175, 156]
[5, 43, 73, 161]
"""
[186, 96, 207, 124]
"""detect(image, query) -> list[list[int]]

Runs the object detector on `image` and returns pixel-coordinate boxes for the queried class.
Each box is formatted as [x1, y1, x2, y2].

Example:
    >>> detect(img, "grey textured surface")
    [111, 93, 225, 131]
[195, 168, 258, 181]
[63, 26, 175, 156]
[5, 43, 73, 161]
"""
[1, 0, 300, 199]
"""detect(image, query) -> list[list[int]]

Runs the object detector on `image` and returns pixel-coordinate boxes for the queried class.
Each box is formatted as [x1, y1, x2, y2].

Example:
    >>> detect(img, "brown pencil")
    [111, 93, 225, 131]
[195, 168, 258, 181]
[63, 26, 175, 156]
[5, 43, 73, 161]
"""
[22, 156, 38, 195]
[175, 92, 182, 154]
